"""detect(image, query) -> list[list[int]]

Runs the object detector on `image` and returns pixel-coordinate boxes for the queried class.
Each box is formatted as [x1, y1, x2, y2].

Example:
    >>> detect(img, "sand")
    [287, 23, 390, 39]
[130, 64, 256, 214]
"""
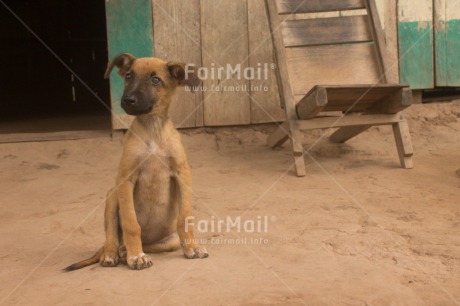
[0, 101, 459, 305]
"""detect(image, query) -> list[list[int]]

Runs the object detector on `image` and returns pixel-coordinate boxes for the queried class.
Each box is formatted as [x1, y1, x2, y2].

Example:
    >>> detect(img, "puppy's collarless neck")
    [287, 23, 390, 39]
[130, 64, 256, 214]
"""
[134, 113, 169, 137]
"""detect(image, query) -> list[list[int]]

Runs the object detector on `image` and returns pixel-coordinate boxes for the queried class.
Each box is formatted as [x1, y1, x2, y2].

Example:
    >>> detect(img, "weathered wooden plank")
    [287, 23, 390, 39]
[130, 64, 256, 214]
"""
[434, 0, 460, 86]
[326, 87, 411, 113]
[434, 0, 448, 86]
[275, 0, 365, 14]
[297, 85, 410, 114]
[105, 0, 154, 130]
[411, 90, 423, 104]
[286, 44, 380, 96]
[398, 0, 434, 89]
[329, 87, 411, 143]
[445, 0, 460, 86]
[201, 0, 250, 126]
[152, 0, 203, 128]
[371, 88, 412, 113]
[325, 87, 409, 112]
[392, 119, 414, 168]
[282, 15, 372, 47]
[266, 0, 306, 176]
[294, 113, 402, 130]
[325, 84, 404, 102]
[248, 0, 284, 124]
[296, 87, 328, 119]
[384, 0, 399, 83]
[265, 0, 297, 116]
[365, 0, 388, 82]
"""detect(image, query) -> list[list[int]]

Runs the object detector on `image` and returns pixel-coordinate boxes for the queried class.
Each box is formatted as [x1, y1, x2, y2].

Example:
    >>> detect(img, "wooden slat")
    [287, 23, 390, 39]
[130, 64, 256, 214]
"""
[384, 0, 400, 83]
[286, 44, 380, 96]
[392, 119, 414, 168]
[248, 0, 285, 124]
[297, 85, 410, 113]
[105, 0, 154, 130]
[293, 113, 402, 130]
[276, 0, 365, 14]
[434, 0, 460, 86]
[265, 0, 297, 121]
[434, 0, 448, 86]
[282, 15, 372, 47]
[201, 0, 250, 126]
[152, 0, 203, 128]
[266, 0, 306, 176]
[370, 88, 412, 113]
[296, 87, 328, 119]
[328, 86, 411, 143]
[329, 87, 411, 143]
[364, 0, 387, 82]
[398, 0, 434, 89]
[324, 84, 405, 111]
[327, 86, 403, 101]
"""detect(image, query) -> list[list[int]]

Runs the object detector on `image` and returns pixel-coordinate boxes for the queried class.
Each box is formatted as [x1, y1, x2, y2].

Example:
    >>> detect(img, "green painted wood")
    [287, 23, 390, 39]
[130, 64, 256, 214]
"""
[446, 19, 460, 85]
[435, 20, 448, 86]
[105, 0, 154, 114]
[398, 21, 434, 89]
[435, 19, 460, 86]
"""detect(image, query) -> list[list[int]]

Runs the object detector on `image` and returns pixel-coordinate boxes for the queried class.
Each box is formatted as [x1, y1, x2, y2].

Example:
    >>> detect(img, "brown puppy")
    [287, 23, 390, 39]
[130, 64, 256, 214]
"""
[65, 53, 207, 271]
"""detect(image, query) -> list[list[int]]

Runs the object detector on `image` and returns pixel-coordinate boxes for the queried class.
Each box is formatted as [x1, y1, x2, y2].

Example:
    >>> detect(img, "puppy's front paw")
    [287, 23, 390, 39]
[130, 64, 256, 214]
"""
[100, 250, 119, 267]
[183, 245, 209, 259]
[127, 253, 153, 270]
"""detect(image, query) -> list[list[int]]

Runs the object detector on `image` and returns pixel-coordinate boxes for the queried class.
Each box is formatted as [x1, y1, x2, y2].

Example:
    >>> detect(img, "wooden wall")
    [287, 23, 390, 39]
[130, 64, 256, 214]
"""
[151, 0, 393, 128]
[152, 0, 284, 128]
[108, 0, 394, 129]
[434, 0, 460, 86]
[397, 0, 434, 89]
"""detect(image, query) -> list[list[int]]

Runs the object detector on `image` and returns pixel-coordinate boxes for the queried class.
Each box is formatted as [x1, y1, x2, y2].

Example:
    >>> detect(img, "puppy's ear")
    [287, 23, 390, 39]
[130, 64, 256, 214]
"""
[104, 53, 136, 79]
[167, 62, 201, 92]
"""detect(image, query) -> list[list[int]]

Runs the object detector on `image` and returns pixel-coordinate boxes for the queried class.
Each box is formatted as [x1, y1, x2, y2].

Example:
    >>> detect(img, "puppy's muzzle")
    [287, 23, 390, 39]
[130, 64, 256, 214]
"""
[121, 95, 153, 115]
[123, 95, 137, 106]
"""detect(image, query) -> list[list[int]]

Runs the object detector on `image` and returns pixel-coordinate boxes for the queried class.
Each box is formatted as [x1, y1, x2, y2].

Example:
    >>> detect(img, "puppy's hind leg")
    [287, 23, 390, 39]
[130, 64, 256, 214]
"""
[100, 189, 121, 267]
[143, 233, 181, 253]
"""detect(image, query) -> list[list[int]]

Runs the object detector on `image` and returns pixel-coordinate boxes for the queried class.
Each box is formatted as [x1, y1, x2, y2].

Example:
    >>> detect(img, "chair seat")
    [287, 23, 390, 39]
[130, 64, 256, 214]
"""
[296, 84, 412, 119]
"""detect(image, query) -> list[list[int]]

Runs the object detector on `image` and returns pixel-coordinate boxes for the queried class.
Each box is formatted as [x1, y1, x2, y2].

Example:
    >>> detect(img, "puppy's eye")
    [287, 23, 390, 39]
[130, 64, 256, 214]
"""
[125, 72, 133, 80]
[151, 76, 162, 86]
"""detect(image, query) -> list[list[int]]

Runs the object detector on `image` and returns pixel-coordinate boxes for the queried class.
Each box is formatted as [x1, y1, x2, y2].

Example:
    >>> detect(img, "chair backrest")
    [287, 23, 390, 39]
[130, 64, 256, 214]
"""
[266, 0, 388, 104]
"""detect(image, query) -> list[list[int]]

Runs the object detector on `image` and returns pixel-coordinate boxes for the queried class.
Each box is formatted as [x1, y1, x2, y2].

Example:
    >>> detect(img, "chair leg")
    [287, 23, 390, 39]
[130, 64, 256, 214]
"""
[290, 129, 306, 177]
[392, 119, 414, 169]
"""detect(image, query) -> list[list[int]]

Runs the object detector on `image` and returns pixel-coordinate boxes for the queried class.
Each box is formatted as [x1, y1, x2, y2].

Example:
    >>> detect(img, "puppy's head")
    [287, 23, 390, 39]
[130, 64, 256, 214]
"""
[104, 53, 200, 116]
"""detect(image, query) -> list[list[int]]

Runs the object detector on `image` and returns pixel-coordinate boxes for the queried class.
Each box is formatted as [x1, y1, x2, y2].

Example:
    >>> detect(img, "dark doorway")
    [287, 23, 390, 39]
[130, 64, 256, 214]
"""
[0, 0, 111, 135]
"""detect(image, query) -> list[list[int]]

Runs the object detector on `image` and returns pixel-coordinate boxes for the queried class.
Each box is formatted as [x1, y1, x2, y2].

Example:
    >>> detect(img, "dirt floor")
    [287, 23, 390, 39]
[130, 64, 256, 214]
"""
[0, 101, 459, 305]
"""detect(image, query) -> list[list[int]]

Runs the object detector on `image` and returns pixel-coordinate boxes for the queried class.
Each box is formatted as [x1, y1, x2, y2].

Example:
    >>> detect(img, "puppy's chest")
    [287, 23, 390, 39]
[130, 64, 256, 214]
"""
[138, 139, 174, 180]
[135, 139, 174, 216]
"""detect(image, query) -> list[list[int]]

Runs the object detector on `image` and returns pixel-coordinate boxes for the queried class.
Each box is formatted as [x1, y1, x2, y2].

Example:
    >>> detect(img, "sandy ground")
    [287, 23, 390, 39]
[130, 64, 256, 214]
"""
[0, 101, 459, 306]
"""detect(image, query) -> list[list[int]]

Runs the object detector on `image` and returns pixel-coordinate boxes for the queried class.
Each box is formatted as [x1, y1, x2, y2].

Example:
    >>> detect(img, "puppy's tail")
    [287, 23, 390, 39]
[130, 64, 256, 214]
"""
[63, 247, 104, 272]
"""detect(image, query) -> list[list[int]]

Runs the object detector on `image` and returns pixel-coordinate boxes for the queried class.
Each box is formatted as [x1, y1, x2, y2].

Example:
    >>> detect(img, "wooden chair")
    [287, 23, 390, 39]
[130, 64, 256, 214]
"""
[265, 0, 414, 176]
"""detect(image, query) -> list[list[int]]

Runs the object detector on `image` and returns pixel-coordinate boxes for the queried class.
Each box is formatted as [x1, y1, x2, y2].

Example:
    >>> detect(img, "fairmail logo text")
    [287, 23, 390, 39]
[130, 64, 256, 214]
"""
[185, 63, 275, 81]
[184, 216, 276, 233]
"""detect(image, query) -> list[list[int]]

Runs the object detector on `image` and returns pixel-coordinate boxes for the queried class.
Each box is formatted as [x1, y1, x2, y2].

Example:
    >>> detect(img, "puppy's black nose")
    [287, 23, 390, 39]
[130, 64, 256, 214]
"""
[122, 95, 137, 105]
